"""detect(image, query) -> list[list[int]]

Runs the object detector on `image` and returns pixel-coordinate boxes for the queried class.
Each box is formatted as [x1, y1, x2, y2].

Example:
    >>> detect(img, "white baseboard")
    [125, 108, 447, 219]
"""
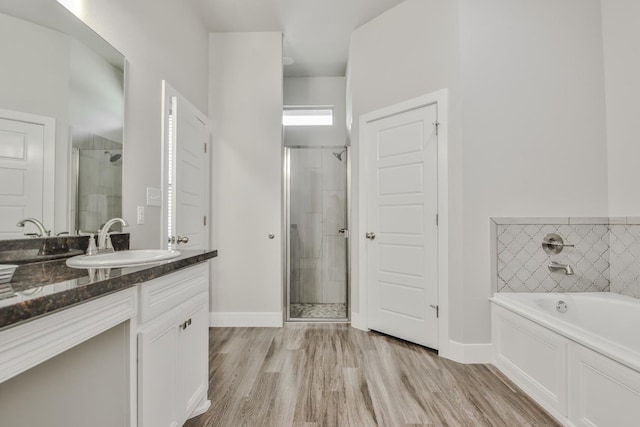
[445, 340, 493, 364]
[188, 398, 211, 420]
[350, 312, 368, 331]
[209, 312, 283, 327]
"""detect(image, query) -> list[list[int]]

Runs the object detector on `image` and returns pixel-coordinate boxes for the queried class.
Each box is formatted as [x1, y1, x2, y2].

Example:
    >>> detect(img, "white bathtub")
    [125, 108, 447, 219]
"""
[490, 292, 640, 427]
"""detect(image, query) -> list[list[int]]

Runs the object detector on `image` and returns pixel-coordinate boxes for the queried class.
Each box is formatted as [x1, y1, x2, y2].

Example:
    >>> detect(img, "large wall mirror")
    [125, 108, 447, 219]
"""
[0, 0, 124, 240]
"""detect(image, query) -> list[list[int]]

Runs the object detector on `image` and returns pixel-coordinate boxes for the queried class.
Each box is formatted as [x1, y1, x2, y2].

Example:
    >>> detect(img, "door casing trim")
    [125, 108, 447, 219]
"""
[160, 80, 211, 250]
[355, 89, 449, 358]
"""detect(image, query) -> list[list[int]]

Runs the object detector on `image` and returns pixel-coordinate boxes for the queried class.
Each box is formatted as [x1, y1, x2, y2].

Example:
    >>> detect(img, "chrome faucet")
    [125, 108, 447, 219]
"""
[548, 261, 574, 275]
[98, 218, 129, 249]
[16, 218, 50, 237]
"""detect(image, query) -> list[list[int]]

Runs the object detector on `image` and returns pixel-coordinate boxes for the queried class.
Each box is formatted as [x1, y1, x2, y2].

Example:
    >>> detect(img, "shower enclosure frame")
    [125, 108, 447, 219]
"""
[284, 146, 350, 322]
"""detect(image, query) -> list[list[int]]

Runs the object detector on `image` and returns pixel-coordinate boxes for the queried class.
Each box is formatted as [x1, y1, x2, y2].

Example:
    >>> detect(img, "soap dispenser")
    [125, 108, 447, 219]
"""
[86, 234, 98, 256]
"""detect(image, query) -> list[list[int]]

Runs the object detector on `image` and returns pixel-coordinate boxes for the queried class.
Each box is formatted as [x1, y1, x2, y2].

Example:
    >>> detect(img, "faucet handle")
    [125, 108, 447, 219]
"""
[542, 233, 574, 255]
[86, 234, 98, 256]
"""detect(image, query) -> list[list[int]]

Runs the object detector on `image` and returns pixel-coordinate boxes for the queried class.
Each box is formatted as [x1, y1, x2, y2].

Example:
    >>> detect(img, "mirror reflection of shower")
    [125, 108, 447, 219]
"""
[71, 129, 123, 234]
[332, 149, 346, 161]
[104, 150, 122, 163]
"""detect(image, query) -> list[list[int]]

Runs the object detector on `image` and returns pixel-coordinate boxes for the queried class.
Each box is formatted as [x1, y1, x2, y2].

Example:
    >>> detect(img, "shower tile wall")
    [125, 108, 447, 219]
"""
[493, 217, 640, 299]
[290, 148, 347, 305]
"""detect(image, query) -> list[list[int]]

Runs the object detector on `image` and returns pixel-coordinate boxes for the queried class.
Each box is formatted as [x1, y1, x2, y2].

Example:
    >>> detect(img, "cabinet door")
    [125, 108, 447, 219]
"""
[177, 292, 209, 423]
[138, 311, 179, 427]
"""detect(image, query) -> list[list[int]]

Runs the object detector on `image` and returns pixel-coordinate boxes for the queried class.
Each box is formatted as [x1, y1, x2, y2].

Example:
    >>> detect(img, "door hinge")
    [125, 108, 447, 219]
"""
[436, 213, 439, 226]
[430, 304, 439, 318]
[204, 216, 207, 226]
[204, 143, 207, 153]
[434, 121, 440, 136]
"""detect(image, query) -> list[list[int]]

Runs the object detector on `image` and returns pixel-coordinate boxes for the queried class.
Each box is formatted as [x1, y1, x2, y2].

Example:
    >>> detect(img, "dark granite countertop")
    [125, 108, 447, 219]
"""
[0, 249, 217, 331]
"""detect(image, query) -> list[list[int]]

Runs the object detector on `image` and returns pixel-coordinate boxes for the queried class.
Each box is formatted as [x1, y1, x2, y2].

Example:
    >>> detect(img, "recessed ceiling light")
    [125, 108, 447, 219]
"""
[283, 57, 295, 66]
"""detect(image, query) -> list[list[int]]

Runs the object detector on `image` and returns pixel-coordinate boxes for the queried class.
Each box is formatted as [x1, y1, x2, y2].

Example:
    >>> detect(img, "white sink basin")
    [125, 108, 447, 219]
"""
[66, 249, 181, 269]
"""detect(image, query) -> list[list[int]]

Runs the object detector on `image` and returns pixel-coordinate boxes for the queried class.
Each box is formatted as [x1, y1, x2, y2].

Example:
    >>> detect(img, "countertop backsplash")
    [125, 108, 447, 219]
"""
[0, 233, 129, 261]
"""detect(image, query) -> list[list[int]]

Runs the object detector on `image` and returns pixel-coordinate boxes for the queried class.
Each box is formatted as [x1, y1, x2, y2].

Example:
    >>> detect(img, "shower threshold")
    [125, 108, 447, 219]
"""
[289, 303, 348, 321]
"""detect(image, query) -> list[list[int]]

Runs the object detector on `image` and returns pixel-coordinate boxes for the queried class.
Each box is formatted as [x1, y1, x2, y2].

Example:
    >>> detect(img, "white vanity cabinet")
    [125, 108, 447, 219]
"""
[137, 263, 210, 427]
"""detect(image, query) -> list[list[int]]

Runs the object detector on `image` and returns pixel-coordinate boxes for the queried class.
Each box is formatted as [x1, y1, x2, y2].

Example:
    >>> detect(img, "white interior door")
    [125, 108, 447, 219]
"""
[365, 103, 439, 349]
[163, 82, 210, 250]
[0, 115, 45, 239]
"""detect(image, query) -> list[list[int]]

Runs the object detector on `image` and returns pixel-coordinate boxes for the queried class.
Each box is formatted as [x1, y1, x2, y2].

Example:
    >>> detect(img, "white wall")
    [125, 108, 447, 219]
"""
[459, 0, 608, 343]
[349, 0, 609, 345]
[209, 32, 283, 324]
[283, 77, 347, 147]
[601, 0, 640, 215]
[71, 0, 210, 248]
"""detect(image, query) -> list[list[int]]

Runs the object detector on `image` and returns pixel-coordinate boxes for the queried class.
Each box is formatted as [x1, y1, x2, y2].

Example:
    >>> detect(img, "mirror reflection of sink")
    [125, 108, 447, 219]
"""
[66, 249, 181, 269]
[0, 249, 84, 264]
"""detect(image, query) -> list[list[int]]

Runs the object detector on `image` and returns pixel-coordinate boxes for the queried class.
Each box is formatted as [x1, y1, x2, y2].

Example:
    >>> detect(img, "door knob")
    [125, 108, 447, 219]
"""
[169, 235, 190, 244]
[366, 232, 376, 240]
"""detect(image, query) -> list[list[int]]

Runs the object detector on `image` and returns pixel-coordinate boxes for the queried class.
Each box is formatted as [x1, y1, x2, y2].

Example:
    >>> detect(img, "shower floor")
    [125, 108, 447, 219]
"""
[290, 303, 347, 319]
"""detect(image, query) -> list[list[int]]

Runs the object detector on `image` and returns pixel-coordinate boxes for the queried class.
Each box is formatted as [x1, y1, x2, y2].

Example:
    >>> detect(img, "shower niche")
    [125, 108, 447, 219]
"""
[285, 146, 349, 321]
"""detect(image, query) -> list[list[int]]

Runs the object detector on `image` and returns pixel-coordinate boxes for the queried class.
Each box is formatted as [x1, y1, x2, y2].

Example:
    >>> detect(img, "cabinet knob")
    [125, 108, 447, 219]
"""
[179, 318, 193, 330]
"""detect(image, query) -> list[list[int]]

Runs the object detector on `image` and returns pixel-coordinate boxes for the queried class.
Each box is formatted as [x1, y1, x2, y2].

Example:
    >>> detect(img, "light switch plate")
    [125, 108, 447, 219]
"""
[146, 187, 161, 207]
[137, 206, 145, 224]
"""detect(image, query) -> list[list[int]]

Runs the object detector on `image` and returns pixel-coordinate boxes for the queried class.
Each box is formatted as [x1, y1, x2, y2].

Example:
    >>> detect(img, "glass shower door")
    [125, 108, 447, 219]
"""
[286, 146, 348, 321]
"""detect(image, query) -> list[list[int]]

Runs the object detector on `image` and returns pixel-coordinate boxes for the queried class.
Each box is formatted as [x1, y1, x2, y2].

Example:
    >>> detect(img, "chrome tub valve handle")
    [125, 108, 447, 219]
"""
[542, 233, 574, 255]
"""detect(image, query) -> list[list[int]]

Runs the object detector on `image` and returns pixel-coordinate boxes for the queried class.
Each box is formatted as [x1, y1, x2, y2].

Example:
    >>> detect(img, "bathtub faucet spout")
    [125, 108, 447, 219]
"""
[548, 261, 574, 275]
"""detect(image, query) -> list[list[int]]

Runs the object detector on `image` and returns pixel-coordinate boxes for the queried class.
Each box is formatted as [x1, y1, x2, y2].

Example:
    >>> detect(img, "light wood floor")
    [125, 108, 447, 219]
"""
[184, 324, 560, 427]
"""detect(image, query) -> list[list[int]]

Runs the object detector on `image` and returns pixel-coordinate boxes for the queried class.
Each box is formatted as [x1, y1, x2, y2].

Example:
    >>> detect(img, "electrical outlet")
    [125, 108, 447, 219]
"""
[137, 206, 145, 224]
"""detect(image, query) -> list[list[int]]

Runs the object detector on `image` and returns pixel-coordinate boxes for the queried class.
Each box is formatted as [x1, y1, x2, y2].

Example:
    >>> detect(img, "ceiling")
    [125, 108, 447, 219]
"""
[188, 0, 405, 77]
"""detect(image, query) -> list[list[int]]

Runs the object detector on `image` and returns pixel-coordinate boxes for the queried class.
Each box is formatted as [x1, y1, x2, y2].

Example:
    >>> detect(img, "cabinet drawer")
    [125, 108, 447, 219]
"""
[138, 264, 208, 324]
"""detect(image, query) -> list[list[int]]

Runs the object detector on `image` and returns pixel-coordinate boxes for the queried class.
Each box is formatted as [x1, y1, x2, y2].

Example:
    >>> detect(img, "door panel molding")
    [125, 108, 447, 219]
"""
[356, 89, 449, 356]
